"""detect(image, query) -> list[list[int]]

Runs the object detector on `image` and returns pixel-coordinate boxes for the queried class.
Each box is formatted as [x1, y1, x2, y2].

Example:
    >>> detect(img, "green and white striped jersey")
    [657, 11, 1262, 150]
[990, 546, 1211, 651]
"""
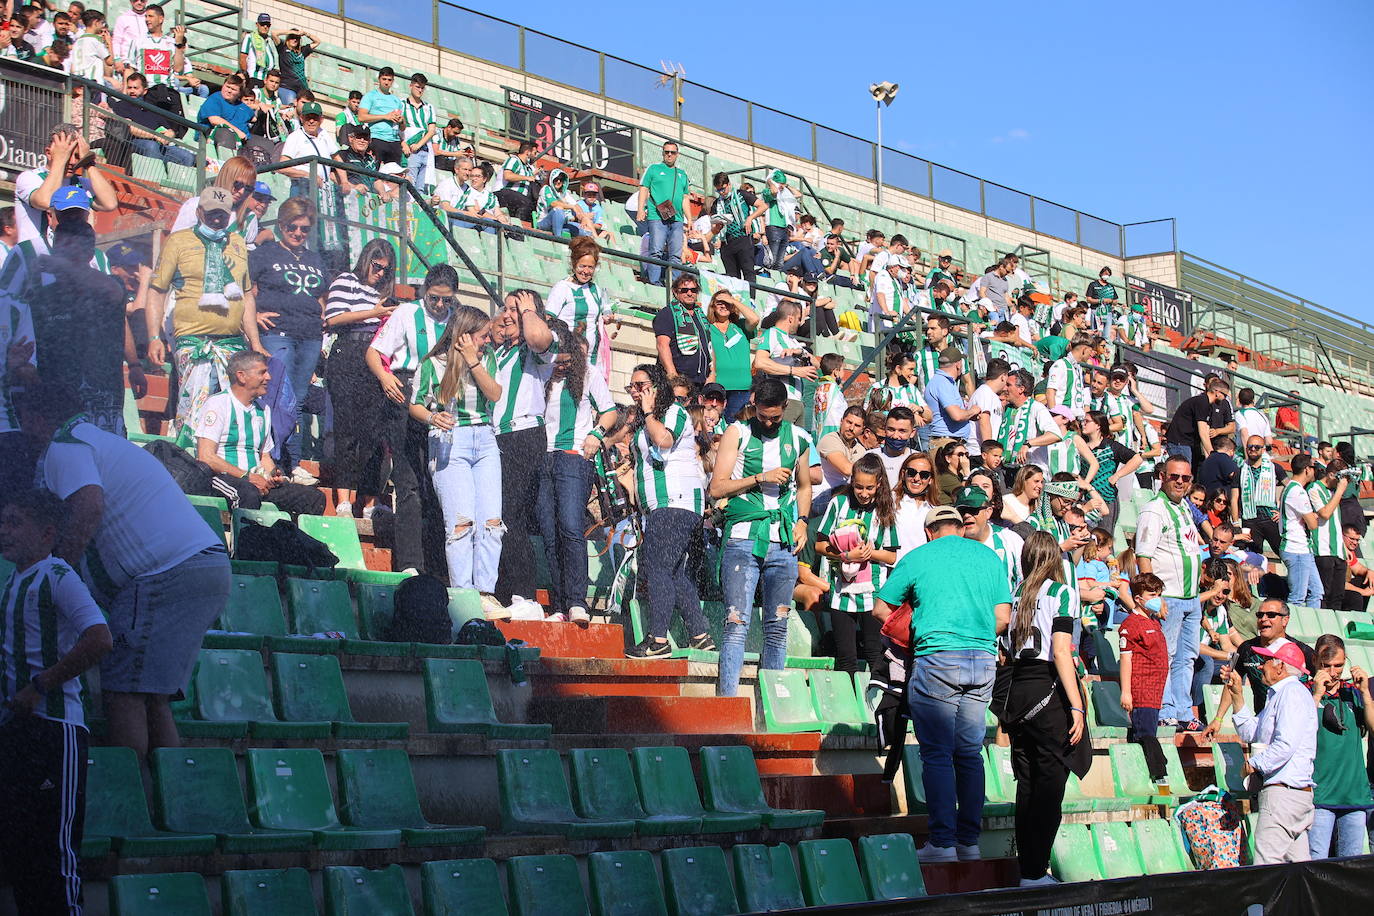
[1135, 492, 1202, 599]
[999, 579, 1074, 662]
[1045, 429, 1080, 478]
[412, 351, 498, 428]
[0, 556, 106, 726]
[547, 279, 611, 372]
[402, 98, 436, 147]
[979, 526, 1025, 596]
[194, 390, 273, 471]
[811, 377, 848, 441]
[0, 298, 36, 434]
[69, 33, 109, 83]
[368, 301, 449, 376]
[631, 403, 705, 514]
[239, 31, 278, 80]
[1098, 391, 1136, 447]
[724, 420, 811, 545]
[867, 381, 922, 413]
[816, 491, 898, 614]
[1046, 356, 1087, 412]
[498, 155, 534, 193]
[999, 400, 1056, 462]
[913, 345, 941, 390]
[490, 340, 556, 435]
[1307, 481, 1344, 559]
[544, 367, 616, 451]
[760, 326, 804, 400]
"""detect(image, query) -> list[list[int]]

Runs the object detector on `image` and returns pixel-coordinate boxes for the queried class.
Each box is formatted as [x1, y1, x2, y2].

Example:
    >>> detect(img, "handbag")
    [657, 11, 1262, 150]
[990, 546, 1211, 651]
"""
[878, 602, 911, 649]
[654, 168, 680, 222]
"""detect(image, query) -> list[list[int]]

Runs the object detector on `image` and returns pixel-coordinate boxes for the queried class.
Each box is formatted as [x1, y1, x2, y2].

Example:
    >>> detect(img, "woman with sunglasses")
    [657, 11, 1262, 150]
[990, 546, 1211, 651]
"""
[1204, 488, 1233, 531]
[366, 262, 458, 573]
[1307, 634, 1374, 858]
[704, 289, 759, 423]
[248, 196, 325, 480]
[323, 239, 397, 517]
[932, 441, 969, 505]
[170, 156, 256, 232]
[1080, 409, 1141, 533]
[893, 452, 937, 562]
[547, 236, 619, 384]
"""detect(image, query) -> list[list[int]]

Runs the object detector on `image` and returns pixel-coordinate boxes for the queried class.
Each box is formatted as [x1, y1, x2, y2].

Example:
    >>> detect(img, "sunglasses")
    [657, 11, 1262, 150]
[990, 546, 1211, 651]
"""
[1255, 611, 1288, 620]
[677, 287, 700, 294]
[231, 180, 252, 194]
[625, 382, 652, 393]
[903, 468, 932, 479]
[426, 294, 456, 306]
[957, 507, 982, 517]
[369, 262, 392, 275]
[952, 451, 968, 458]
[1166, 473, 1193, 482]
[283, 222, 311, 234]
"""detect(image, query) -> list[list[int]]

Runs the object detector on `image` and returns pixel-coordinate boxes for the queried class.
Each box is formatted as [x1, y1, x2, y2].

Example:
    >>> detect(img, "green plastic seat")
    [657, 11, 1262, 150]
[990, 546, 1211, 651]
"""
[86, 747, 216, 856]
[1088, 680, 1130, 738]
[1131, 819, 1192, 873]
[1093, 821, 1145, 878]
[1201, 685, 1237, 735]
[336, 748, 485, 846]
[187, 494, 229, 513]
[232, 558, 281, 577]
[152, 748, 313, 853]
[347, 568, 412, 586]
[270, 652, 408, 739]
[901, 744, 929, 813]
[298, 514, 367, 569]
[698, 746, 824, 829]
[1212, 741, 1254, 797]
[630, 746, 761, 833]
[808, 670, 876, 736]
[757, 669, 823, 732]
[323, 865, 414, 915]
[423, 658, 551, 738]
[1109, 743, 1175, 805]
[221, 868, 317, 916]
[1063, 768, 1129, 813]
[497, 749, 635, 838]
[1159, 743, 1196, 800]
[1091, 627, 1120, 676]
[660, 846, 740, 916]
[192, 502, 228, 546]
[731, 844, 804, 912]
[857, 833, 926, 900]
[1050, 824, 1103, 882]
[355, 582, 402, 640]
[422, 859, 510, 916]
[979, 744, 1018, 816]
[507, 854, 589, 916]
[208, 575, 288, 649]
[245, 748, 402, 850]
[796, 839, 867, 907]
[110, 873, 211, 916]
[587, 850, 669, 916]
[570, 748, 703, 836]
[193, 648, 329, 738]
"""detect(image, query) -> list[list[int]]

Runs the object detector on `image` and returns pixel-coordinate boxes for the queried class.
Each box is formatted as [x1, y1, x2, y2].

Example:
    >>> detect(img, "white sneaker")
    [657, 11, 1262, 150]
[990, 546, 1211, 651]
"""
[334, 501, 353, 518]
[363, 504, 393, 521]
[290, 466, 319, 485]
[568, 605, 591, 627]
[1019, 874, 1060, 888]
[915, 843, 957, 863]
[955, 843, 981, 861]
[509, 598, 545, 621]
[479, 593, 511, 620]
[545, 612, 568, 622]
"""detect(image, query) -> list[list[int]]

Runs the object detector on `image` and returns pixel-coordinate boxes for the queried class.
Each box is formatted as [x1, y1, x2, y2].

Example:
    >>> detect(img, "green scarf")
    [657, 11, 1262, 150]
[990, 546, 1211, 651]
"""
[193, 223, 242, 307]
[723, 502, 796, 559]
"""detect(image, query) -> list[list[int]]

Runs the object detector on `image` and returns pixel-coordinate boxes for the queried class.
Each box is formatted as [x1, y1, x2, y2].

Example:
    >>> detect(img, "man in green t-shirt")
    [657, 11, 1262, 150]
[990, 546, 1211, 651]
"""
[874, 506, 1012, 863]
[637, 141, 691, 287]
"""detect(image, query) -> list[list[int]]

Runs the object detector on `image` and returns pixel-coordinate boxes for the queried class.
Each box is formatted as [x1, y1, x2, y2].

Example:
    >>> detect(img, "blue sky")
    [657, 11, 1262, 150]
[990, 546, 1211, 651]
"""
[343, 0, 1371, 318]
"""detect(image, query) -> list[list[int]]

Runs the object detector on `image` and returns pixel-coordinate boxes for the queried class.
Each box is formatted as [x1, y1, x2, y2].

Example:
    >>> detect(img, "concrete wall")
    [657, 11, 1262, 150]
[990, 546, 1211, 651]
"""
[1125, 253, 1180, 288]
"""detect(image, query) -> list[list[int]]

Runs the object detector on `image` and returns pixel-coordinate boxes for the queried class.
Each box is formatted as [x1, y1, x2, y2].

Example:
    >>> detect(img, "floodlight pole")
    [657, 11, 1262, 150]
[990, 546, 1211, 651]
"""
[875, 99, 884, 207]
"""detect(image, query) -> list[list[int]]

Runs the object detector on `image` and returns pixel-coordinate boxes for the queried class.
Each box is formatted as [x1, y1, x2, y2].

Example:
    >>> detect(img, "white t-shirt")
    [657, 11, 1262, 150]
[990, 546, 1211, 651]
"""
[893, 498, 931, 562]
[968, 383, 1003, 455]
[1010, 313, 1035, 345]
[1281, 480, 1314, 555]
[280, 128, 341, 175]
[1234, 407, 1273, 447]
[863, 446, 911, 489]
[815, 431, 864, 512]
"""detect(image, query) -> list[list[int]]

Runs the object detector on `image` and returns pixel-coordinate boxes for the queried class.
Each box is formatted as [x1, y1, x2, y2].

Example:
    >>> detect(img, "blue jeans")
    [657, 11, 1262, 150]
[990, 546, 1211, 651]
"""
[276, 87, 298, 105]
[1282, 551, 1323, 607]
[429, 425, 503, 592]
[130, 136, 195, 166]
[1159, 596, 1201, 722]
[537, 208, 582, 239]
[261, 333, 320, 470]
[1310, 808, 1368, 858]
[535, 450, 595, 615]
[407, 146, 430, 189]
[645, 219, 684, 286]
[1165, 443, 1192, 464]
[717, 539, 797, 697]
[176, 82, 211, 97]
[641, 507, 708, 640]
[908, 650, 996, 848]
[780, 243, 824, 278]
[451, 216, 496, 235]
[763, 225, 788, 269]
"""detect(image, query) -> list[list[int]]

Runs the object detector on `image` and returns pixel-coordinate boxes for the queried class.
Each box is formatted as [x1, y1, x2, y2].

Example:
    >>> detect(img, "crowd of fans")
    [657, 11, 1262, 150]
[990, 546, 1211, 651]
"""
[2, 8, 1373, 909]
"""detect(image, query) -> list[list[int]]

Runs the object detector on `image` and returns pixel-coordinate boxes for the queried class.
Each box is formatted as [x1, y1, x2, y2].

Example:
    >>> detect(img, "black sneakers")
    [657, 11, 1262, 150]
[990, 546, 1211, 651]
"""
[688, 633, 717, 652]
[626, 639, 671, 659]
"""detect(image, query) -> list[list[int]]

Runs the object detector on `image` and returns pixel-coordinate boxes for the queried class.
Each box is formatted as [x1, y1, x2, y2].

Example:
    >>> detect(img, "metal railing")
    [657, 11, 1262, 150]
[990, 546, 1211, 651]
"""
[173, 0, 243, 64]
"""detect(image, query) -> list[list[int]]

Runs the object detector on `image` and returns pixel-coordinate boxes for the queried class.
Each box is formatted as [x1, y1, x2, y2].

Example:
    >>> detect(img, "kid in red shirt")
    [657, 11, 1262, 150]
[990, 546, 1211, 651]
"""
[1119, 573, 1170, 785]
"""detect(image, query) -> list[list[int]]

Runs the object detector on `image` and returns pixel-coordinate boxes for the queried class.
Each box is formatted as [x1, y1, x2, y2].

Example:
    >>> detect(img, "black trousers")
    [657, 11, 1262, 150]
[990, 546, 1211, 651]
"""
[1316, 556, 1348, 609]
[495, 187, 535, 223]
[1243, 514, 1281, 557]
[0, 716, 87, 915]
[494, 426, 546, 604]
[1341, 497, 1367, 536]
[1007, 691, 1070, 881]
[719, 234, 756, 285]
[208, 472, 326, 515]
[830, 608, 882, 675]
[381, 373, 430, 573]
[813, 307, 839, 338]
[324, 334, 386, 494]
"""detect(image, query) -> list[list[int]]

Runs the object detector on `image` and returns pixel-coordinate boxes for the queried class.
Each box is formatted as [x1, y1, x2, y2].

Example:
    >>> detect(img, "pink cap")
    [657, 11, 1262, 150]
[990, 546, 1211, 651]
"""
[1252, 641, 1309, 676]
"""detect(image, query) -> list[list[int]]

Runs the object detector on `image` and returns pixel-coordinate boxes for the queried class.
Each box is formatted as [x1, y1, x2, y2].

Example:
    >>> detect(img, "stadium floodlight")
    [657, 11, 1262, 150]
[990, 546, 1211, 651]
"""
[869, 82, 899, 205]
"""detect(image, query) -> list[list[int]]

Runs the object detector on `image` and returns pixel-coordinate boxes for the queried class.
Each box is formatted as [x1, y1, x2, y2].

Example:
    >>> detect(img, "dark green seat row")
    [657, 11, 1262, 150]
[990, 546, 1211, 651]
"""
[108, 835, 925, 914]
[497, 745, 822, 839]
[84, 745, 483, 857]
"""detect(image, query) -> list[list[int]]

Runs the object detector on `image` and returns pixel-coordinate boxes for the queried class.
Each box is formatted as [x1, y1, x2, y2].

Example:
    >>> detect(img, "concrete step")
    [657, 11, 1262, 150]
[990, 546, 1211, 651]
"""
[529, 694, 754, 735]
[497, 620, 625, 659]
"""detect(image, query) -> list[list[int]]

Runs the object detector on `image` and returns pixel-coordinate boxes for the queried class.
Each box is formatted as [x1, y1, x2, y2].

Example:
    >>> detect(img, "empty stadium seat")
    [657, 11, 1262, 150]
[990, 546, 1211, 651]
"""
[221, 868, 317, 915]
[731, 844, 804, 912]
[980, 745, 1018, 816]
[497, 749, 635, 838]
[698, 746, 824, 829]
[1201, 685, 1237, 735]
[270, 651, 409, 738]
[797, 839, 867, 907]
[587, 850, 670, 916]
[808, 670, 876, 736]
[86, 747, 217, 856]
[421, 859, 510, 916]
[336, 748, 485, 846]
[569, 748, 702, 836]
[191, 502, 228, 546]
[1211, 741, 1254, 797]
[660, 846, 740, 916]
[283, 577, 407, 656]
[1050, 823, 1103, 882]
[192, 647, 330, 738]
[630, 746, 761, 832]
[1087, 680, 1130, 738]
[110, 873, 212, 916]
[506, 854, 589, 916]
[857, 833, 926, 900]
[1132, 819, 1193, 873]
[1093, 821, 1145, 878]
[245, 748, 402, 850]
[1091, 627, 1121, 676]
[208, 575, 288, 649]
[151, 748, 313, 853]
[422, 658, 552, 738]
[323, 865, 415, 915]
[1109, 743, 1174, 805]
[297, 514, 368, 569]
[757, 669, 824, 732]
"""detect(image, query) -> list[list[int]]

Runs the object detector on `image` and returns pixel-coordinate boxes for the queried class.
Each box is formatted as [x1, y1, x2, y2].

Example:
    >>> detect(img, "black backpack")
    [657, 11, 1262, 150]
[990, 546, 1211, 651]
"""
[385, 574, 452, 645]
[234, 519, 338, 570]
[144, 439, 213, 495]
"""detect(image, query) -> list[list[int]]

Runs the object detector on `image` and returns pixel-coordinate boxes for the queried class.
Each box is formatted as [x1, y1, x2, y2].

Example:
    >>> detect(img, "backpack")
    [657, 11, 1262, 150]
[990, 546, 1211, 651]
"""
[385, 574, 452, 645]
[144, 439, 213, 495]
[234, 519, 338, 570]
[1175, 793, 1245, 869]
[455, 619, 506, 647]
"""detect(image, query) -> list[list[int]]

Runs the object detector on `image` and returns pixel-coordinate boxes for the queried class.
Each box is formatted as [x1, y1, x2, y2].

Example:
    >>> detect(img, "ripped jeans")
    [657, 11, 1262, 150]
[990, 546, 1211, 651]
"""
[717, 538, 797, 697]
[429, 424, 503, 591]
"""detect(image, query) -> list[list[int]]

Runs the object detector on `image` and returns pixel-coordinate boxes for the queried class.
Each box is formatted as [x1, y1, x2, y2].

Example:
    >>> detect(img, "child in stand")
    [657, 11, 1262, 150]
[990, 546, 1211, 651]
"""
[1118, 572, 1170, 790]
[810, 352, 849, 441]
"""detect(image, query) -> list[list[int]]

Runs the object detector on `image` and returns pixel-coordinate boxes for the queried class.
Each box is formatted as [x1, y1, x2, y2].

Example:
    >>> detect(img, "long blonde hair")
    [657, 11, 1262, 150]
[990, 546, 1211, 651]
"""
[1012, 531, 1066, 653]
[430, 305, 492, 407]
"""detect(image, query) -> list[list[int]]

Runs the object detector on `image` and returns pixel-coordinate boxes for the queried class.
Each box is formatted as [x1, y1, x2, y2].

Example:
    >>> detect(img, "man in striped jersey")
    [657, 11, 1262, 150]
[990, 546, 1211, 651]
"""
[494, 140, 541, 224]
[956, 485, 1023, 594]
[238, 13, 278, 82]
[752, 301, 815, 423]
[193, 350, 325, 514]
[1044, 334, 1093, 417]
[400, 73, 438, 191]
[0, 489, 111, 915]
[1280, 454, 1343, 610]
[997, 369, 1060, 472]
[710, 377, 812, 697]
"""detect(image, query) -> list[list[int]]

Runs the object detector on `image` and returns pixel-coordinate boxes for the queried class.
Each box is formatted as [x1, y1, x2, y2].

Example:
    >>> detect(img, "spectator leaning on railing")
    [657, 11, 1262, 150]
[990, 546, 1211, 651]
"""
[111, 71, 196, 166]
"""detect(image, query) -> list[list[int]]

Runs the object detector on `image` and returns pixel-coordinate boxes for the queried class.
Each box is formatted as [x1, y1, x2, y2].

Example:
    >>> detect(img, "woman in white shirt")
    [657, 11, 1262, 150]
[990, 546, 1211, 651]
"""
[892, 452, 937, 562]
[1003, 465, 1044, 526]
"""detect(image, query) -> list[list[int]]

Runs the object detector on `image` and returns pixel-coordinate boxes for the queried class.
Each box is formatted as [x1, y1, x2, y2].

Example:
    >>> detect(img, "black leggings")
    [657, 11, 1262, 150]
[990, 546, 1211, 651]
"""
[494, 426, 546, 604]
[812, 306, 839, 338]
[1244, 515, 1281, 558]
[1008, 691, 1071, 880]
[830, 608, 882, 674]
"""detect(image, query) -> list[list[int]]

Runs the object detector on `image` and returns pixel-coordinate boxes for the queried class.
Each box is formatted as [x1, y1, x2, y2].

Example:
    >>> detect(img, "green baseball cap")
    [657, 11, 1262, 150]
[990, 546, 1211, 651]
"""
[953, 486, 990, 509]
[300, 101, 323, 118]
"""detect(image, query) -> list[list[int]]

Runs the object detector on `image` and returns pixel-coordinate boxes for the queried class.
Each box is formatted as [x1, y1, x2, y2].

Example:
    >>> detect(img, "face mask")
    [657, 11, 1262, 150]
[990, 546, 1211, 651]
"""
[884, 436, 909, 452]
[197, 221, 228, 241]
[1144, 597, 1162, 615]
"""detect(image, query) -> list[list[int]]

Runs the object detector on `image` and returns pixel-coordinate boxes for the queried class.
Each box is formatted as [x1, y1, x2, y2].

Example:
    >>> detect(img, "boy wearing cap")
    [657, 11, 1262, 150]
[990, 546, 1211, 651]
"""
[400, 73, 437, 190]
[359, 67, 405, 165]
[1224, 637, 1318, 863]
[238, 13, 278, 82]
